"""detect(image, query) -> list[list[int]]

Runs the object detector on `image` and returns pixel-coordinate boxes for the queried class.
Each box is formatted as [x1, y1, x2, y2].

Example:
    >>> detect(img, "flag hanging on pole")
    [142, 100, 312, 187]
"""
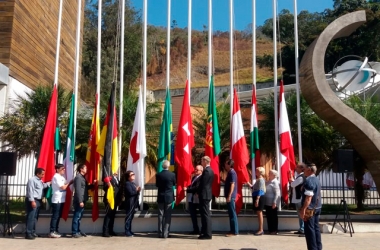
[127, 86, 147, 205]
[85, 94, 101, 221]
[62, 93, 75, 221]
[175, 80, 194, 205]
[205, 76, 221, 197]
[97, 84, 119, 210]
[250, 87, 260, 183]
[37, 84, 58, 182]
[279, 80, 296, 204]
[231, 89, 250, 214]
[157, 87, 173, 173]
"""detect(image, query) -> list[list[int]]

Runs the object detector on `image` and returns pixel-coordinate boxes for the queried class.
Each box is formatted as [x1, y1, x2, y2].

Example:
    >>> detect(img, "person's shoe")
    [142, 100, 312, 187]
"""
[79, 231, 87, 237]
[125, 234, 134, 237]
[32, 233, 39, 238]
[102, 233, 111, 237]
[225, 233, 238, 237]
[254, 231, 264, 236]
[298, 233, 305, 237]
[109, 231, 117, 236]
[198, 235, 212, 240]
[269, 231, 278, 235]
[25, 235, 35, 240]
[294, 230, 304, 234]
[72, 233, 82, 238]
[49, 232, 61, 238]
[189, 231, 200, 235]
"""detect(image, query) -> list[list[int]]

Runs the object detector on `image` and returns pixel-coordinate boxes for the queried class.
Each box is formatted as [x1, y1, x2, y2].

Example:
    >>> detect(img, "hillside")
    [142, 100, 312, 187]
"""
[146, 36, 275, 90]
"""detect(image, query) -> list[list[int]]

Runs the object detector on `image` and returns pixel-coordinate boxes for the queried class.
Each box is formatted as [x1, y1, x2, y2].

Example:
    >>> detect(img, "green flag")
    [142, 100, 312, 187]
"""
[157, 87, 173, 173]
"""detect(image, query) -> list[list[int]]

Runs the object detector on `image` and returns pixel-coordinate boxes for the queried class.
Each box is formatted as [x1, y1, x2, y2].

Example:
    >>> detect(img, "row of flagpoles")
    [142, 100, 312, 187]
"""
[36, 0, 299, 221]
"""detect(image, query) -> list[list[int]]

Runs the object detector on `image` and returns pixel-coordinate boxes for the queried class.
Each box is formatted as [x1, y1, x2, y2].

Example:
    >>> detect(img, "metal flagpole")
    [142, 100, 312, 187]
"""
[187, 0, 192, 87]
[118, 0, 125, 177]
[252, 0, 256, 183]
[53, 0, 64, 87]
[229, 0, 234, 120]
[208, 0, 213, 88]
[293, 0, 302, 162]
[97, 0, 102, 121]
[166, 0, 171, 89]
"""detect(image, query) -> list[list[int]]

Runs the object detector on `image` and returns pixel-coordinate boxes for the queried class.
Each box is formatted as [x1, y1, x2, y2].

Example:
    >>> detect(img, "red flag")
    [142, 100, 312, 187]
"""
[174, 80, 195, 205]
[85, 94, 100, 221]
[37, 84, 58, 182]
[230, 89, 250, 214]
[279, 80, 296, 204]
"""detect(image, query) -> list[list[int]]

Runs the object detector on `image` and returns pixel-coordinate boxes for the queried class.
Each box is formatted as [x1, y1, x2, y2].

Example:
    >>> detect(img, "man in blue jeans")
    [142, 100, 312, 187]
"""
[300, 163, 322, 250]
[223, 159, 238, 237]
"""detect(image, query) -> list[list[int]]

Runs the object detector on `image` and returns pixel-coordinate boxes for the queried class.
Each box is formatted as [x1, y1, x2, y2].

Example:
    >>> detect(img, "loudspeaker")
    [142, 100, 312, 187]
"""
[333, 149, 354, 173]
[0, 152, 17, 176]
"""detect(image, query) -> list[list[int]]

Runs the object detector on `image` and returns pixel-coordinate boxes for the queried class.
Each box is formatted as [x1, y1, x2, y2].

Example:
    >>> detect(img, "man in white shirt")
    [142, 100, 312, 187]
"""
[49, 164, 73, 238]
[290, 163, 306, 236]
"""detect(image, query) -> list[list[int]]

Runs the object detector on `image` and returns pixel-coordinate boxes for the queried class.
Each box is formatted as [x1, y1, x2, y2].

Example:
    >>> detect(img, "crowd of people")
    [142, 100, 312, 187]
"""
[25, 157, 322, 250]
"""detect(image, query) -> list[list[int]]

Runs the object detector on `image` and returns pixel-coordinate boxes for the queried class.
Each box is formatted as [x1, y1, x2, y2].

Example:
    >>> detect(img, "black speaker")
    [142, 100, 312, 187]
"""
[333, 149, 354, 173]
[0, 152, 17, 176]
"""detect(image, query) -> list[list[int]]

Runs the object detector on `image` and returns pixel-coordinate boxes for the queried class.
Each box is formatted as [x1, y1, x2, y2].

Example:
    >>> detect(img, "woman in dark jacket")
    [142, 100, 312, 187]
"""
[124, 170, 141, 237]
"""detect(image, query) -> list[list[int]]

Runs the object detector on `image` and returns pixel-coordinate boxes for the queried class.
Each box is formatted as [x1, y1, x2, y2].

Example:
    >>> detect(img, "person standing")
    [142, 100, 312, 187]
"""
[25, 168, 50, 240]
[156, 160, 176, 238]
[197, 156, 214, 240]
[290, 163, 306, 236]
[247, 167, 266, 236]
[223, 159, 238, 237]
[102, 172, 121, 237]
[264, 169, 280, 235]
[72, 164, 95, 238]
[185, 165, 203, 235]
[300, 163, 322, 250]
[49, 164, 73, 238]
[124, 170, 141, 237]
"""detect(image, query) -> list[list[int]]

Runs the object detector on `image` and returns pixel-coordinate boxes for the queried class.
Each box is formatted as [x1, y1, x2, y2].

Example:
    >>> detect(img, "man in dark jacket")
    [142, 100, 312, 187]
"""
[102, 172, 121, 237]
[72, 164, 95, 238]
[156, 160, 176, 238]
[185, 165, 203, 234]
[197, 156, 214, 240]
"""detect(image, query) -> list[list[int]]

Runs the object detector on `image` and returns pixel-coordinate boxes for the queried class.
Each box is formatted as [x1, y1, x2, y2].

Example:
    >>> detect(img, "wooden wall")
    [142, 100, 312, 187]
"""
[0, 0, 83, 90]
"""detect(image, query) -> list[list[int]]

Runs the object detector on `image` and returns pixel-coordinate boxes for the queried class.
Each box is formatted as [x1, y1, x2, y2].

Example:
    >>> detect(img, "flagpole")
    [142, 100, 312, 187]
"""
[252, 0, 256, 183]
[118, 0, 126, 176]
[208, 0, 213, 88]
[187, 0, 192, 88]
[166, 0, 171, 89]
[96, 0, 102, 120]
[229, 0, 234, 120]
[53, 0, 63, 87]
[293, 0, 302, 162]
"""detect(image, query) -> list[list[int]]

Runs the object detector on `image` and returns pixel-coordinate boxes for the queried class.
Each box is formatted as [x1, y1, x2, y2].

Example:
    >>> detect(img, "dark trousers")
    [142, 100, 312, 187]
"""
[125, 205, 136, 236]
[227, 198, 238, 234]
[265, 205, 278, 233]
[103, 202, 117, 234]
[25, 199, 41, 236]
[71, 202, 84, 234]
[50, 202, 64, 233]
[189, 202, 199, 232]
[199, 198, 212, 237]
[304, 208, 322, 250]
[158, 202, 172, 238]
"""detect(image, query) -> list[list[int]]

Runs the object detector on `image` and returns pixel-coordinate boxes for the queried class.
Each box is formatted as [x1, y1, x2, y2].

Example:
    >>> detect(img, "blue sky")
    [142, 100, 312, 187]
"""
[130, 0, 334, 31]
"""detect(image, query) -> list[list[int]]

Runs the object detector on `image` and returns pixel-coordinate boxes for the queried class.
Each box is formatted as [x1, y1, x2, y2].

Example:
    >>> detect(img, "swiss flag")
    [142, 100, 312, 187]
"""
[174, 80, 195, 205]
[279, 80, 296, 204]
[231, 89, 250, 214]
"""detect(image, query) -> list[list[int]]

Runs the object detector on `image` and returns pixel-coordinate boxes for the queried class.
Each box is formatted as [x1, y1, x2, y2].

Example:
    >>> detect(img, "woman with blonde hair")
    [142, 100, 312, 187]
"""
[247, 167, 266, 236]
[265, 169, 281, 235]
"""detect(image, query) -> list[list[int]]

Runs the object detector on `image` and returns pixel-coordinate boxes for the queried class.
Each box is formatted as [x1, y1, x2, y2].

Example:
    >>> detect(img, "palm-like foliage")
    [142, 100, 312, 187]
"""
[0, 85, 72, 157]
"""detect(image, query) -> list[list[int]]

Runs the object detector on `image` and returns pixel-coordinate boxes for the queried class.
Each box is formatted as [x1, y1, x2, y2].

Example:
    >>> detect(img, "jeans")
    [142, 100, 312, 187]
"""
[265, 205, 278, 232]
[189, 202, 199, 232]
[295, 202, 304, 232]
[72, 202, 84, 234]
[50, 202, 64, 233]
[25, 199, 41, 236]
[125, 206, 135, 236]
[304, 208, 322, 250]
[226, 199, 238, 234]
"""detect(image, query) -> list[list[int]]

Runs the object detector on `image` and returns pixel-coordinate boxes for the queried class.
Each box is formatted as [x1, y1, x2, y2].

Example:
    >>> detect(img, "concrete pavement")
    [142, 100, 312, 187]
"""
[0, 231, 378, 250]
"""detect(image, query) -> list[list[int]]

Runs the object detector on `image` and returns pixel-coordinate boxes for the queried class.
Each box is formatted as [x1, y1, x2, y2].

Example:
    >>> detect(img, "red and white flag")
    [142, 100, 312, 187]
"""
[127, 85, 147, 206]
[174, 80, 195, 205]
[279, 80, 296, 204]
[231, 89, 250, 214]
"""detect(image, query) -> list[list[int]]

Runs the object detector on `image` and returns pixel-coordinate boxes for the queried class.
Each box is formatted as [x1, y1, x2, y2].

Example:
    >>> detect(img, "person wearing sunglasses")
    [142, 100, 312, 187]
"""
[124, 170, 141, 237]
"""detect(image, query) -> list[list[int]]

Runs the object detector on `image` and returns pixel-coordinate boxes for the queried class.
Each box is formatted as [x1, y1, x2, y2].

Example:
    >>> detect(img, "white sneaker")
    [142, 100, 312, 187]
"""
[49, 232, 61, 238]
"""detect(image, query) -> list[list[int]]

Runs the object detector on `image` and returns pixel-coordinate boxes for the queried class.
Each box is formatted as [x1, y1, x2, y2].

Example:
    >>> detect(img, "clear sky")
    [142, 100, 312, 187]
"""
[130, 0, 334, 31]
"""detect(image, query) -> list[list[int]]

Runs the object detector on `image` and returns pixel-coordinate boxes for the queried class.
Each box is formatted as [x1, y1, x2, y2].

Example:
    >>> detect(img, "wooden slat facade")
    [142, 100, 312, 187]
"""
[0, 0, 84, 90]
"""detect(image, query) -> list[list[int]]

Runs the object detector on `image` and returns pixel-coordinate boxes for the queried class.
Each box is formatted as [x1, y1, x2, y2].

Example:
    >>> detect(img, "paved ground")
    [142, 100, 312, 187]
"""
[0, 231, 378, 250]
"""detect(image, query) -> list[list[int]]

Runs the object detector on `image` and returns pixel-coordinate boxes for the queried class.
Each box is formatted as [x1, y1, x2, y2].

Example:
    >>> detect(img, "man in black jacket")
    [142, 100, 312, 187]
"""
[197, 156, 214, 240]
[102, 172, 121, 237]
[156, 160, 176, 238]
[185, 165, 203, 234]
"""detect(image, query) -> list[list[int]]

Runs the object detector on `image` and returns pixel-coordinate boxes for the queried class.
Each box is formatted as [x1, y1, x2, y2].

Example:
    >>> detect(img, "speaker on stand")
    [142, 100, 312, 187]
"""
[331, 149, 355, 237]
[0, 152, 17, 237]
